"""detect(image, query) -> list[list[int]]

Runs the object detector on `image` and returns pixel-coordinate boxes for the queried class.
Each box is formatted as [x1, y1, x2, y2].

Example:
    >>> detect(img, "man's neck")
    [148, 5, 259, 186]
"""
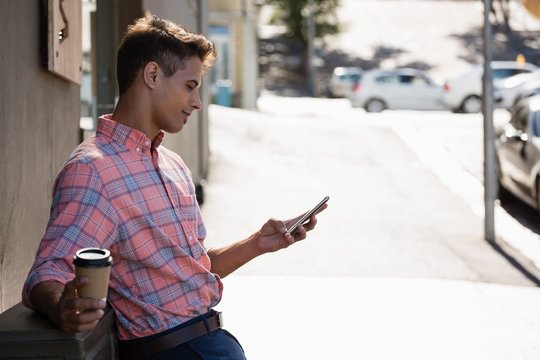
[112, 94, 159, 140]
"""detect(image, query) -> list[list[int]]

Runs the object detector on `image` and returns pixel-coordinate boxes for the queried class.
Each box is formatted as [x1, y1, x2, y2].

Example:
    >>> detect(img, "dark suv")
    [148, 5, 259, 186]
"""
[496, 95, 540, 215]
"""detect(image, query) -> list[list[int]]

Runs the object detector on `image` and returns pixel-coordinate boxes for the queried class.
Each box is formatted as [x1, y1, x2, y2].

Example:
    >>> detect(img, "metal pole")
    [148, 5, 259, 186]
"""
[483, 0, 496, 242]
[307, 0, 316, 96]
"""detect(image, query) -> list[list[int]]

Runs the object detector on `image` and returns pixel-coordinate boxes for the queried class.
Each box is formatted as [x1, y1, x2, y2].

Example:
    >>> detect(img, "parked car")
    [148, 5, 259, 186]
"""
[328, 67, 362, 98]
[495, 94, 540, 215]
[348, 68, 446, 112]
[443, 61, 538, 113]
[495, 71, 540, 109]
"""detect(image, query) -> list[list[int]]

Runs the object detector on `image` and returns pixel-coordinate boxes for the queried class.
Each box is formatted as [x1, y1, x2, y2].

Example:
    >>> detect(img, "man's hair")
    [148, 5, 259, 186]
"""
[116, 16, 216, 95]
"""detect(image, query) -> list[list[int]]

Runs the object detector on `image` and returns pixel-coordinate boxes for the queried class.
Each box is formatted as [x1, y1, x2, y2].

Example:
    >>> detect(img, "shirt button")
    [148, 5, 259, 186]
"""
[145, 141, 150, 146]
[136, 147, 141, 152]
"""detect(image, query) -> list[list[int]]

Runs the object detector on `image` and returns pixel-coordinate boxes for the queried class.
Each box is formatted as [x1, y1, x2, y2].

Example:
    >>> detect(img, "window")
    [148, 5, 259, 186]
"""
[376, 75, 399, 84]
[533, 111, 540, 137]
[493, 68, 533, 79]
[399, 75, 414, 84]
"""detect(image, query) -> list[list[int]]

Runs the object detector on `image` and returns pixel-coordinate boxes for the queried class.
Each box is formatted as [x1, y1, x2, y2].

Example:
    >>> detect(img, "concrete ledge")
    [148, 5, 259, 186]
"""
[0, 303, 118, 359]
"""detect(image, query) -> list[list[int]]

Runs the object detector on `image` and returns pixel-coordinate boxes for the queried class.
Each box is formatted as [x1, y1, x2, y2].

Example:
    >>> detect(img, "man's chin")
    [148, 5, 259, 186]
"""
[164, 123, 184, 134]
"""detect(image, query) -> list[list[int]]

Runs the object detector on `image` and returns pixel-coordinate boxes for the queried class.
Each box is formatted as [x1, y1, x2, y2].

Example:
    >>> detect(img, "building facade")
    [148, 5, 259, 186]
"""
[0, 0, 212, 313]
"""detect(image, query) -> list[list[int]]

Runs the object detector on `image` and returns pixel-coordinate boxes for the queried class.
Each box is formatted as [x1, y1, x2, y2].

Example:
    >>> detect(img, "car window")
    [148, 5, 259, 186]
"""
[511, 69, 533, 76]
[375, 75, 399, 84]
[399, 75, 415, 84]
[411, 76, 430, 86]
[340, 73, 361, 83]
[533, 111, 540, 137]
[493, 68, 533, 79]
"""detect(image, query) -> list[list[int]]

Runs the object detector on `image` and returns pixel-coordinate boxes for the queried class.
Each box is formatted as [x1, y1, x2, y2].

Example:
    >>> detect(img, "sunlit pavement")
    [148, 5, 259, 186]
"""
[204, 96, 540, 359]
[217, 276, 540, 359]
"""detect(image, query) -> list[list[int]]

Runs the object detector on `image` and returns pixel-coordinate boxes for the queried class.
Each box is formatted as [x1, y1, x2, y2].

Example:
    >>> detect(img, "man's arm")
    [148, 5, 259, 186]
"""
[208, 208, 325, 278]
[29, 277, 107, 333]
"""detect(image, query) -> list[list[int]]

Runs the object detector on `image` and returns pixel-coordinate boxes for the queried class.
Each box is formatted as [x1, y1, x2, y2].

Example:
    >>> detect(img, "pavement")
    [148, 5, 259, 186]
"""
[202, 97, 540, 359]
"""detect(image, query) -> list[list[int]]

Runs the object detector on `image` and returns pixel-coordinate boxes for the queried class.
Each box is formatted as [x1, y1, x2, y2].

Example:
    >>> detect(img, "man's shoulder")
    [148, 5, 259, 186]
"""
[64, 135, 122, 171]
[158, 146, 191, 172]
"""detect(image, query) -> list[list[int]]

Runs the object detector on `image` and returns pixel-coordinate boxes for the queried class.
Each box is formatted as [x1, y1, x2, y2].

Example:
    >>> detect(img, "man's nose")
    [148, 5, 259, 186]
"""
[193, 91, 202, 110]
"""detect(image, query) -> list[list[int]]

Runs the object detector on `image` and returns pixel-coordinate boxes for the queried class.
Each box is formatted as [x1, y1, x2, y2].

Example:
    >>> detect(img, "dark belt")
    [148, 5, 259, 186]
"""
[118, 311, 223, 360]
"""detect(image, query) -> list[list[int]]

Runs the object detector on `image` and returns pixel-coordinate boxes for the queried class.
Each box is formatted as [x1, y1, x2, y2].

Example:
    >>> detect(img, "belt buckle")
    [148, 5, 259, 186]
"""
[216, 311, 223, 328]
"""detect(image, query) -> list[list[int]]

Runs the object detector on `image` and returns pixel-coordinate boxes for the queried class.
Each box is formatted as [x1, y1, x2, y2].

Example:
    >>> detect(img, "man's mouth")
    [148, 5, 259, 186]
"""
[182, 111, 191, 123]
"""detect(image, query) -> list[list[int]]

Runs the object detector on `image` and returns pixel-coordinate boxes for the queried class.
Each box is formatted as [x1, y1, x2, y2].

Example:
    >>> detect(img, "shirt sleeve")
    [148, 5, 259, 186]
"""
[22, 160, 118, 308]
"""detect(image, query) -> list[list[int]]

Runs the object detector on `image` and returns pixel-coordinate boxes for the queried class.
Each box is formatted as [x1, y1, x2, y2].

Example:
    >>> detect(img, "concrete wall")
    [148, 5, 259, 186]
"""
[0, 1, 81, 311]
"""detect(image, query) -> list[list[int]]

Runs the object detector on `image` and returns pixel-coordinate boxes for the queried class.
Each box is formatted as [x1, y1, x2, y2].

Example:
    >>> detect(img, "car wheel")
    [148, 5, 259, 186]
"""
[364, 99, 386, 113]
[460, 95, 482, 113]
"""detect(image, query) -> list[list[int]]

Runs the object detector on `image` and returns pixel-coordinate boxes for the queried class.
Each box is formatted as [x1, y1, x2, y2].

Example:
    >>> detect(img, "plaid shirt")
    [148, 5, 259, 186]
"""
[23, 115, 222, 340]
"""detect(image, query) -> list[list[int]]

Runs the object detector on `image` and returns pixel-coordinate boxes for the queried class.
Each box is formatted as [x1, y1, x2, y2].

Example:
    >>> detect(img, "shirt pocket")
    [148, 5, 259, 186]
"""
[177, 194, 200, 241]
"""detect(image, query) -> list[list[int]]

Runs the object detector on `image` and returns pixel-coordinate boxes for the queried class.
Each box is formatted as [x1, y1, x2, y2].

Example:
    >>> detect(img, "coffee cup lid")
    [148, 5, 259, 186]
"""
[73, 248, 112, 267]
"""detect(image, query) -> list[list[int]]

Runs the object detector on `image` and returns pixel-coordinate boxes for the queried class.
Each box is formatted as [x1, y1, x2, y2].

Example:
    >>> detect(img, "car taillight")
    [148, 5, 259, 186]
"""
[353, 83, 361, 92]
[443, 82, 450, 92]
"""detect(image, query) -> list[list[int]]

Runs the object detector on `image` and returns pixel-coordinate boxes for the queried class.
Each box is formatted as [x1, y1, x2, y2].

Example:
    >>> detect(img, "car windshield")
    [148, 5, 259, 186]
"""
[493, 68, 532, 79]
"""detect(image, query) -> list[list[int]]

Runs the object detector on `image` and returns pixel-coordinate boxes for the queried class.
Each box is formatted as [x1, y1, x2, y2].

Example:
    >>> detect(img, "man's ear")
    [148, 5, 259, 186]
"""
[143, 62, 159, 89]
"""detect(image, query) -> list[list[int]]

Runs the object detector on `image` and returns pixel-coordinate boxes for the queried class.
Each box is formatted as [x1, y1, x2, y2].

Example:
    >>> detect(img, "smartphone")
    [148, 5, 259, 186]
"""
[287, 196, 329, 234]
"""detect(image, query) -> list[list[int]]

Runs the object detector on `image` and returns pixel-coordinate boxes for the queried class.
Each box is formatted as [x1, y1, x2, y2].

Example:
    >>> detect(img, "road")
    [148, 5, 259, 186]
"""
[199, 97, 540, 359]
[203, 96, 538, 282]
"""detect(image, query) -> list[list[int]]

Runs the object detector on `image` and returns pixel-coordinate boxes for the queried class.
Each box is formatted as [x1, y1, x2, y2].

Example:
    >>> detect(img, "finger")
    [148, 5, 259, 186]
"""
[66, 276, 90, 290]
[62, 277, 87, 299]
[268, 218, 288, 233]
[63, 295, 105, 312]
[303, 214, 319, 231]
[72, 297, 108, 311]
[65, 309, 105, 332]
[314, 203, 329, 215]
[76, 308, 105, 324]
[293, 224, 308, 241]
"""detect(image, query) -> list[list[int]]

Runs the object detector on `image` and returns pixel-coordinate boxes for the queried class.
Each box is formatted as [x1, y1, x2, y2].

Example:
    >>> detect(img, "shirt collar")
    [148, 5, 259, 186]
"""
[97, 114, 164, 152]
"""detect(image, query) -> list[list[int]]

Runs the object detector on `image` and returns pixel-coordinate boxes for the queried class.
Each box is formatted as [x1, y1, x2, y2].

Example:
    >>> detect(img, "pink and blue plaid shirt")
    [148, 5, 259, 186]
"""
[23, 115, 223, 340]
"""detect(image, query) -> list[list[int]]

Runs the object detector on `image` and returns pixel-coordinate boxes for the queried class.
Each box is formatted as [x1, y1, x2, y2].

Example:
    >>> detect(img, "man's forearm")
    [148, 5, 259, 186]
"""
[207, 231, 264, 278]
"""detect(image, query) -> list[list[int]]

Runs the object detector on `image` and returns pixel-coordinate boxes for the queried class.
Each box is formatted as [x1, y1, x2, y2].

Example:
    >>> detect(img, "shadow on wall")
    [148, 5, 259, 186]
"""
[260, 36, 435, 97]
[259, 24, 540, 97]
[450, 24, 540, 64]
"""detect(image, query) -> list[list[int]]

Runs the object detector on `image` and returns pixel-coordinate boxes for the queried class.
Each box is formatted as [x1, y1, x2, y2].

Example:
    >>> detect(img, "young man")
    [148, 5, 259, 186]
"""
[22, 16, 327, 360]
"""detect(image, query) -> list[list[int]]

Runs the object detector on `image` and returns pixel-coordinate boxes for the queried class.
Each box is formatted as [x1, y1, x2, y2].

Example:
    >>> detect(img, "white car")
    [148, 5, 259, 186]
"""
[348, 68, 446, 112]
[328, 67, 362, 98]
[495, 70, 540, 109]
[495, 94, 540, 214]
[443, 61, 537, 113]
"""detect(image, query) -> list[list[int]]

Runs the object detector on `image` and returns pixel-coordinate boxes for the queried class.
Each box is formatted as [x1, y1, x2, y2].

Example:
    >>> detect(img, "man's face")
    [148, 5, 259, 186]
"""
[150, 56, 203, 135]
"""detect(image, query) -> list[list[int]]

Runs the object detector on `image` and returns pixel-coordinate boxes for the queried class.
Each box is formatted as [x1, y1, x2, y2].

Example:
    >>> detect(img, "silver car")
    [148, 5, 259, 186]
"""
[443, 61, 537, 113]
[348, 68, 446, 112]
[496, 95, 540, 215]
[328, 67, 362, 98]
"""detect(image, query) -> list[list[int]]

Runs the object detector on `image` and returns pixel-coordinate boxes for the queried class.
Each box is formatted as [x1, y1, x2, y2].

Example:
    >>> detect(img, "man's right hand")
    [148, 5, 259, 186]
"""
[30, 277, 107, 333]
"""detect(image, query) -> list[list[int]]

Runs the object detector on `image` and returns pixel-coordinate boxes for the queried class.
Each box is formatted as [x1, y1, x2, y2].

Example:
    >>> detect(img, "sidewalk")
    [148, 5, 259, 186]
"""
[203, 98, 540, 359]
[217, 276, 540, 359]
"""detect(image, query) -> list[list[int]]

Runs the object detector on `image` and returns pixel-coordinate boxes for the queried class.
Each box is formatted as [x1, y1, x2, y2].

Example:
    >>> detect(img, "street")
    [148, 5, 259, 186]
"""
[200, 96, 540, 359]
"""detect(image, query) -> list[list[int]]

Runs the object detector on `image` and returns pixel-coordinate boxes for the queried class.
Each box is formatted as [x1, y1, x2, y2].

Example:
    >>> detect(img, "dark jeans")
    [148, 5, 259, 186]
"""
[153, 329, 247, 360]
[118, 311, 247, 360]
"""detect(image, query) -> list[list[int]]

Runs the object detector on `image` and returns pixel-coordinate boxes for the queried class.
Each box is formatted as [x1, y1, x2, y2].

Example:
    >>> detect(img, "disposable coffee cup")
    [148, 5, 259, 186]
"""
[73, 248, 112, 301]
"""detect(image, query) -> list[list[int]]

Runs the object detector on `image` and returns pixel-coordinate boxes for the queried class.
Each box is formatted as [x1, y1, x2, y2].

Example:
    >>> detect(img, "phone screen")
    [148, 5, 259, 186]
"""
[287, 196, 329, 234]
